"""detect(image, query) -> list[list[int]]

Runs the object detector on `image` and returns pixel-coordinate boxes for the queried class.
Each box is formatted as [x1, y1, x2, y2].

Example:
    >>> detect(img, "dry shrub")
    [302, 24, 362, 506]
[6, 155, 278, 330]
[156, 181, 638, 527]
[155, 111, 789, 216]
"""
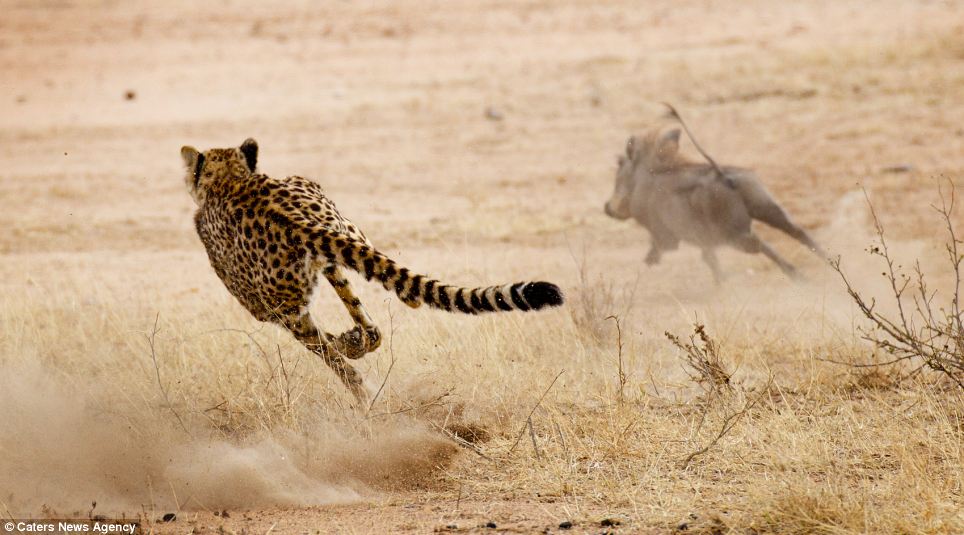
[665, 324, 768, 470]
[666, 323, 732, 397]
[566, 246, 638, 342]
[832, 182, 964, 389]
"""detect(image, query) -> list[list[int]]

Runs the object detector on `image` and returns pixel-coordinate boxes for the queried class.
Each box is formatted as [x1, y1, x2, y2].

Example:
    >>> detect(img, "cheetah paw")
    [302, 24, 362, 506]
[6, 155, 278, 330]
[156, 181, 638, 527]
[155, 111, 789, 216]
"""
[337, 325, 381, 359]
[364, 325, 382, 352]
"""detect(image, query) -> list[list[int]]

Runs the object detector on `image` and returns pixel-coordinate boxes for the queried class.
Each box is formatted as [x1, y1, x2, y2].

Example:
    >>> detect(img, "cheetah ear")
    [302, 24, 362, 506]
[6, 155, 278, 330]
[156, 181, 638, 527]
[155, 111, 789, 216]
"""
[657, 128, 681, 156]
[180, 146, 199, 168]
[240, 138, 258, 173]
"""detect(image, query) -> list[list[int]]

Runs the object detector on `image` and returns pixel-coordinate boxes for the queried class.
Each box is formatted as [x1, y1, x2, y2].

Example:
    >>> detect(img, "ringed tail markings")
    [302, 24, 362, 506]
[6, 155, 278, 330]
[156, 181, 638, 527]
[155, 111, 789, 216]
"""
[309, 228, 563, 314]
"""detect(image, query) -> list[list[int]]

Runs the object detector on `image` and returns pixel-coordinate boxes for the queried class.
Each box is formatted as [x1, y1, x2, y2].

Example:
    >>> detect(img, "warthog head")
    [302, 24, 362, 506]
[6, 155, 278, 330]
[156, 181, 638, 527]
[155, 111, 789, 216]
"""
[604, 128, 681, 220]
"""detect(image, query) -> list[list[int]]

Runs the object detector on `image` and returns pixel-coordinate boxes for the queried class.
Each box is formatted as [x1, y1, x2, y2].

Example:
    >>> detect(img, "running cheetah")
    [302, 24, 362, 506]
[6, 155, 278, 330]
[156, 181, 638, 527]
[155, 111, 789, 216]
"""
[181, 139, 564, 403]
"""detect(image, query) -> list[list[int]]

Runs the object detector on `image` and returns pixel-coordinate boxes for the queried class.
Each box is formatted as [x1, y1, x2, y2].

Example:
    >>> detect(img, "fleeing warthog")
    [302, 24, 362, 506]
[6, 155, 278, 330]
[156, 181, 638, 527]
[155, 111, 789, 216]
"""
[604, 126, 827, 282]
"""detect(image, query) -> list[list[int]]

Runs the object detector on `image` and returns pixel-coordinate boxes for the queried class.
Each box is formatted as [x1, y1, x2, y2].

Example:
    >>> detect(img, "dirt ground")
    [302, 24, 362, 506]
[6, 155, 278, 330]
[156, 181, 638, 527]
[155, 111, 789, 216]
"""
[1, 0, 963, 533]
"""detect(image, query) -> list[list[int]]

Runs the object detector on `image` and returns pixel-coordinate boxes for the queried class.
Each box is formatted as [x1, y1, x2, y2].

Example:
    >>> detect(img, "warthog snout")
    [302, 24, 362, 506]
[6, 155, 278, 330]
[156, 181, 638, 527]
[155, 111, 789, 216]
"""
[604, 199, 630, 220]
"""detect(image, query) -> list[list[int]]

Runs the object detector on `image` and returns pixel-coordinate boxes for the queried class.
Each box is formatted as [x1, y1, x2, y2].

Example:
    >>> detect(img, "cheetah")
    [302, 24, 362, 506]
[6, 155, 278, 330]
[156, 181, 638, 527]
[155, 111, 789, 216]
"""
[181, 139, 564, 403]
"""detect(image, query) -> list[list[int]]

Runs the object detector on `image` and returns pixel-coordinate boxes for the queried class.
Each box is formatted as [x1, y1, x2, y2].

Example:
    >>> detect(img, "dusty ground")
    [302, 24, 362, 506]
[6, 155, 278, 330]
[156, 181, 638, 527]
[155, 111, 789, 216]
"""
[1, 0, 963, 533]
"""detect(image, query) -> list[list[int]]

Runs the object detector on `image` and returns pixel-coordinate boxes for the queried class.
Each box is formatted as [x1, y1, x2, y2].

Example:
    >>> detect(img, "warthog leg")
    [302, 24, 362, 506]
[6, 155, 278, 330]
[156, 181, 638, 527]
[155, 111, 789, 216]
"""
[645, 246, 662, 266]
[752, 203, 829, 260]
[780, 222, 829, 261]
[733, 232, 800, 280]
[701, 249, 724, 284]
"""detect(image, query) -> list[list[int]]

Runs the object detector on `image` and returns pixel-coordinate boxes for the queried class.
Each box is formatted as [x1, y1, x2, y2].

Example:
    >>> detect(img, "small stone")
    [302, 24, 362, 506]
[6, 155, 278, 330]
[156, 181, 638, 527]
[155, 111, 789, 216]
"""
[161, 513, 176, 522]
[484, 107, 503, 121]
[485, 521, 497, 528]
[558, 521, 573, 529]
[881, 164, 914, 174]
[600, 518, 621, 527]
[589, 88, 602, 107]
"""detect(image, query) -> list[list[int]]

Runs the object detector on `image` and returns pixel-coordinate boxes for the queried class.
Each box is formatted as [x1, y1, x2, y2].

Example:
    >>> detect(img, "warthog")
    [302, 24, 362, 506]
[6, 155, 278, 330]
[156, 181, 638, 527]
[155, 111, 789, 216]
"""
[604, 126, 826, 282]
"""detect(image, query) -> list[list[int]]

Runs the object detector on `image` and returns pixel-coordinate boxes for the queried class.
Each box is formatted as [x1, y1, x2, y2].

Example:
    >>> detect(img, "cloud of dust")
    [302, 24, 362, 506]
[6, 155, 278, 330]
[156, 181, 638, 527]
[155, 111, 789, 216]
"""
[0, 363, 458, 516]
[649, 188, 945, 346]
[725, 188, 950, 337]
[619, 186, 958, 394]
[817, 188, 937, 299]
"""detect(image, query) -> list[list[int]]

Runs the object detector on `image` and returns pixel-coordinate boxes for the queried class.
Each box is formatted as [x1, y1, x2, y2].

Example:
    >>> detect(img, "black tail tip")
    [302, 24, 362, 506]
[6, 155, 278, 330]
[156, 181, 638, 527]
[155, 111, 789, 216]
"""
[522, 282, 565, 310]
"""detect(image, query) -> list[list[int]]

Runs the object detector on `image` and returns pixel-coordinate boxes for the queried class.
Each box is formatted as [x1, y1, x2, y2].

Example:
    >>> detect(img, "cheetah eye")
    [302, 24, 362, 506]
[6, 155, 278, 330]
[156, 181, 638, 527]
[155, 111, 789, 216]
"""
[193, 153, 206, 186]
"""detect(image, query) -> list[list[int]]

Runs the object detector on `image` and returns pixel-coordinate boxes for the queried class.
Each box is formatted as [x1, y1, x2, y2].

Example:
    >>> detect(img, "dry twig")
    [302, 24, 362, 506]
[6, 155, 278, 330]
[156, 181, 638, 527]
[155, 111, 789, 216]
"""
[368, 301, 397, 411]
[666, 323, 733, 396]
[606, 315, 628, 402]
[508, 370, 564, 454]
[831, 182, 963, 389]
[527, 417, 542, 459]
[146, 313, 191, 437]
[680, 378, 770, 470]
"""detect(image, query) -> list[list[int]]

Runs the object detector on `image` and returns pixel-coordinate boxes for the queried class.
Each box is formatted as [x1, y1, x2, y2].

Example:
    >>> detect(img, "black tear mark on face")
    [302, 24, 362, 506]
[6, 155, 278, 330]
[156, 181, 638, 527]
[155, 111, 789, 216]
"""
[193, 153, 206, 187]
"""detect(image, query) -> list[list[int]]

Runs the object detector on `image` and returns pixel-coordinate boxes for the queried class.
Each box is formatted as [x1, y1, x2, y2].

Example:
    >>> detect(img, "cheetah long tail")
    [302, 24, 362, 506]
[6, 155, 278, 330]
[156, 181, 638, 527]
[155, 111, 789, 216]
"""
[317, 233, 564, 313]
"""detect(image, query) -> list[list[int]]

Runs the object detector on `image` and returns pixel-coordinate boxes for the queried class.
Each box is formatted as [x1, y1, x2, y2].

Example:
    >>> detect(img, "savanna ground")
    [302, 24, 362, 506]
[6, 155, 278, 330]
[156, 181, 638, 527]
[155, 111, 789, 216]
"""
[1, 0, 963, 533]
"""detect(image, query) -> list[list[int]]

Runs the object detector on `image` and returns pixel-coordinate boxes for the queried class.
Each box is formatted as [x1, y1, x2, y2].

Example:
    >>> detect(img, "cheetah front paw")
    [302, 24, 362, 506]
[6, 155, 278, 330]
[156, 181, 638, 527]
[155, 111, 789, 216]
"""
[364, 325, 382, 352]
[336, 325, 381, 359]
[336, 327, 367, 359]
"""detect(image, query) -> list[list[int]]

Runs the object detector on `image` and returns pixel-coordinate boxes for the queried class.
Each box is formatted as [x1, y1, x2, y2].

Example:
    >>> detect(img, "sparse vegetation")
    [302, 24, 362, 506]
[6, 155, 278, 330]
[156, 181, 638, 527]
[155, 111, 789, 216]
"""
[2, 0, 963, 533]
[665, 324, 763, 471]
[666, 323, 733, 397]
[832, 183, 964, 389]
[566, 245, 638, 343]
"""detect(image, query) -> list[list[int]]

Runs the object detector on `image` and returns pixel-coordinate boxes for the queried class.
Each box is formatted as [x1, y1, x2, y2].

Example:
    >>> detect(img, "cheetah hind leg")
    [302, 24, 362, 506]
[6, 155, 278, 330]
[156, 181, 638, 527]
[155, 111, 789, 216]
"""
[323, 264, 382, 359]
[282, 312, 370, 404]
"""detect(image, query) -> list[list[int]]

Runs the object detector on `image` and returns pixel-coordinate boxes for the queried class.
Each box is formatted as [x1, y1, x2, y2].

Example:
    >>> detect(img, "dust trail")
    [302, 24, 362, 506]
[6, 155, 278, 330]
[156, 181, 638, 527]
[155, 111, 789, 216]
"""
[0, 363, 457, 516]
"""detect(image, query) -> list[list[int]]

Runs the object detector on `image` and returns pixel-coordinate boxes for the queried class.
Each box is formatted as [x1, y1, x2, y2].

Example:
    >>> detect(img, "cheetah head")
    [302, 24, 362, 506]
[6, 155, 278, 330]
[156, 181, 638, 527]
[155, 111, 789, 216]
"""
[180, 138, 259, 203]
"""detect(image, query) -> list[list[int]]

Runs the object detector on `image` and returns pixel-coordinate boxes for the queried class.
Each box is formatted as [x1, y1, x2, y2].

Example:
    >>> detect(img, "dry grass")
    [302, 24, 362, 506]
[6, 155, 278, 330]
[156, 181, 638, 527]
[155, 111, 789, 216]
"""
[1, 0, 963, 532]
[666, 324, 733, 397]
[1, 258, 962, 532]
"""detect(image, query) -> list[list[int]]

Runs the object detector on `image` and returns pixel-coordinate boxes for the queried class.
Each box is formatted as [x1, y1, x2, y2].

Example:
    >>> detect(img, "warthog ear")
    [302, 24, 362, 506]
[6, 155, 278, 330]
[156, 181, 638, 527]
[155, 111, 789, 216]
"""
[240, 138, 258, 173]
[658, 128, 681, 156]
